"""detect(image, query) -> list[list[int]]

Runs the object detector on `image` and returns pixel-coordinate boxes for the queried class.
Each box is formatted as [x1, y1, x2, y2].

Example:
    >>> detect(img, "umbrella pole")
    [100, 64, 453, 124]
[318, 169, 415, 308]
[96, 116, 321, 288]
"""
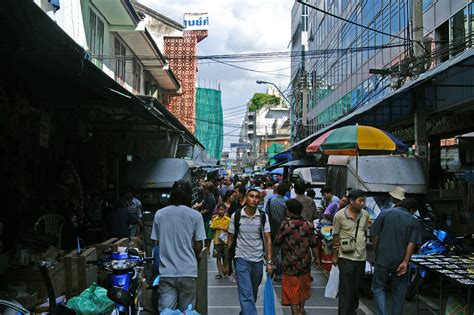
[356, 152, 359, 189]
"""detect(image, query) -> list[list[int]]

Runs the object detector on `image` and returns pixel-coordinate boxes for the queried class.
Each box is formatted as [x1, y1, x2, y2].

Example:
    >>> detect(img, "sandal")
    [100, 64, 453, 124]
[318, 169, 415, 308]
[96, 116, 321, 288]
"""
[215, 274, 222, 279]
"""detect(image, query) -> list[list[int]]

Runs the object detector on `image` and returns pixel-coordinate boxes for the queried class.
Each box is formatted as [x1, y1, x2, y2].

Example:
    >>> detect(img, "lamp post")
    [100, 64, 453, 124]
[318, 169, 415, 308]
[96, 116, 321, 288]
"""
[256, 80, 297, 143]
[256, 80, 291, 105]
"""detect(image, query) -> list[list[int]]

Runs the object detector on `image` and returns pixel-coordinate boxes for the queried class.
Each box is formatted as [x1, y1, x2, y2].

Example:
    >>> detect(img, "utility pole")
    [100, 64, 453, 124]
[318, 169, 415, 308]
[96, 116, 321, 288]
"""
[412, 0, 429, 186]
[300, 0, 309, 140]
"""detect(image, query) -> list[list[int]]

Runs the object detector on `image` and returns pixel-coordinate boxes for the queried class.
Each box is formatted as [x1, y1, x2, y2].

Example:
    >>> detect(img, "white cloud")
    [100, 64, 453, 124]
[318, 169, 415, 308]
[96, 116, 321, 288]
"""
[138, 0, 292, 149]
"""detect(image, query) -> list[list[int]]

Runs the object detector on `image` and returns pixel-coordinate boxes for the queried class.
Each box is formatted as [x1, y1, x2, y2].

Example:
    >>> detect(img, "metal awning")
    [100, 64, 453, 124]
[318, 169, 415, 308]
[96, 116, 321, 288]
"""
[291, 48, 474, 152]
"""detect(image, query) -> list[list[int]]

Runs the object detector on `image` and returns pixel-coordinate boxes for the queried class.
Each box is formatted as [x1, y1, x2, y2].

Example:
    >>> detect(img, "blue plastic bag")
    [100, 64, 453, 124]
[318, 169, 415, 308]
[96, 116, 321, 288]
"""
[160, 304, 200, 315]
[264, 274, 276, 315]
[160, 308, 182, 315]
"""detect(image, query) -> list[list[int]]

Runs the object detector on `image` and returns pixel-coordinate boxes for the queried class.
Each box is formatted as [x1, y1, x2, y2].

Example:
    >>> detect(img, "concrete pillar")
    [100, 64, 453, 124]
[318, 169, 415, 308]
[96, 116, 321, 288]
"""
[429, 135, 441, 189]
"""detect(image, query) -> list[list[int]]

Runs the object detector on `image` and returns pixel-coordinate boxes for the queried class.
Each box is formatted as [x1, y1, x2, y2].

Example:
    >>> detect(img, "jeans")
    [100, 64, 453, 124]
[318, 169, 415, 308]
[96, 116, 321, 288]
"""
[338, 258, 365, 315]
[235, 258, 264, 315]
[129, 224, 137, 237]
[372, 264, 409, 315]
[158, 277, 196, 312]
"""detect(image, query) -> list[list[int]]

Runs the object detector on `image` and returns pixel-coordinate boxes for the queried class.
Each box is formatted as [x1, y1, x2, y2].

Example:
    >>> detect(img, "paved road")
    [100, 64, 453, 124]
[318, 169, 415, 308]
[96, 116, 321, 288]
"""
[207, 255, 441, 315]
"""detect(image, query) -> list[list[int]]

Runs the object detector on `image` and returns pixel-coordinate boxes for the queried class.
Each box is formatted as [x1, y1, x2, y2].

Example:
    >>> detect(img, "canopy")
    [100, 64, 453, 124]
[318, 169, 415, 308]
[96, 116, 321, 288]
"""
[306, 125, 408, 156]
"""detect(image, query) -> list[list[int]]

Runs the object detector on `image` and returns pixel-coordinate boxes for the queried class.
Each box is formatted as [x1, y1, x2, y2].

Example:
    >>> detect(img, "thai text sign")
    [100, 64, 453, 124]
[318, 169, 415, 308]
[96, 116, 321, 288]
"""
[230, 143, 253, 149]
[183, 13, 209, 30]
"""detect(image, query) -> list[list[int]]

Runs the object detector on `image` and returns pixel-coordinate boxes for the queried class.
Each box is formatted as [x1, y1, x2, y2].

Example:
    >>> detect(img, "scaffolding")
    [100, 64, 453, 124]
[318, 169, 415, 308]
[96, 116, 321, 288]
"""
[195, 88, 223, 160]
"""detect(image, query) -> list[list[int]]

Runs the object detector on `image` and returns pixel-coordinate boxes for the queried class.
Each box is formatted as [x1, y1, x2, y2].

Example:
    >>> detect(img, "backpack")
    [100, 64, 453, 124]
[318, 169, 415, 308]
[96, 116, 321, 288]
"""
[228, 209, 267, 264]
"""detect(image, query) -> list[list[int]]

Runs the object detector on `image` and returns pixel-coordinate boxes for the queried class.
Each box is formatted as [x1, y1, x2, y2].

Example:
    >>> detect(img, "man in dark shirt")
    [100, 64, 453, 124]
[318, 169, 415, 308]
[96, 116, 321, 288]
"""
[275, 199, 319, 315]
[228, 185, 246, 217]
[106, 200, 138, 239]
[370, 198, 422, 315]
[198, 181, 216, 251]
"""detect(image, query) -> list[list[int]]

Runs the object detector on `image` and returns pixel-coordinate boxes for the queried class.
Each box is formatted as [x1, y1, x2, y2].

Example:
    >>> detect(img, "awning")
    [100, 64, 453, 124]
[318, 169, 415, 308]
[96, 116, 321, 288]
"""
[280, 159, 315, 167]
[0, 0, 196, 158]
[291, 48, 474, 152]
[271, 150, 293, 161]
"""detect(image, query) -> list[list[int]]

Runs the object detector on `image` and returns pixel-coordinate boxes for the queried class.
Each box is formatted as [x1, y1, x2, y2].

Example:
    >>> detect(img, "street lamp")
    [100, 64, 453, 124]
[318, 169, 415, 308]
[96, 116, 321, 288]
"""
[256, 80, 299, 143]
[256, 80, 291, 105]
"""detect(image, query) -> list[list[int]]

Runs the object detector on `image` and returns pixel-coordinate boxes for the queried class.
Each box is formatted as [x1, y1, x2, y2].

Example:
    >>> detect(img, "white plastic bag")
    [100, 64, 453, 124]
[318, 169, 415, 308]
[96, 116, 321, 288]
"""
[324, 265, 339, 299]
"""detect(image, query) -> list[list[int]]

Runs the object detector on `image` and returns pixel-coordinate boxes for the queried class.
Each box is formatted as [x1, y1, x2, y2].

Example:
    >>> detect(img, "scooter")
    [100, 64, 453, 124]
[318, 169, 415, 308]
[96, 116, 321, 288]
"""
[99, 248, 156, 314]
[406, 227, 463, 300]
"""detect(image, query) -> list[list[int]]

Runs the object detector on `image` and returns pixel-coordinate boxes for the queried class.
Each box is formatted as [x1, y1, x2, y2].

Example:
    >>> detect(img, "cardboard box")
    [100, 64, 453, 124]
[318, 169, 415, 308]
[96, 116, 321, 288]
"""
[6, 262, 65, 301]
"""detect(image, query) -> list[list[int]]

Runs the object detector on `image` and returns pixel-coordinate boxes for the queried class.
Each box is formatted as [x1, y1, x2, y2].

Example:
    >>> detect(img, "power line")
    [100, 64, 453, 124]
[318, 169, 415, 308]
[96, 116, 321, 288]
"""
[296, 0, 413, 43]
[209, 58, 291, 77]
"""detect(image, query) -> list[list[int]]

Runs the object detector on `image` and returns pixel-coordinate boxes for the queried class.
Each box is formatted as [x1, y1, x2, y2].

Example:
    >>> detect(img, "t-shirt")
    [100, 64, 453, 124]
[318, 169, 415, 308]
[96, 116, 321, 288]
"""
[202, 193, 216, 221]
[332, 207, 369, 261]
[150, 205, 206, 277]
[295, 194, 318, 222]
[323, 195, 340, 209]
[228, 208, 271, 262]
[274, 217, 318, 275]
[210, 215, 231, 244]
[265, 195, 287, 240]
[370, 207, 422, 270]
[323, 203, 339, 220]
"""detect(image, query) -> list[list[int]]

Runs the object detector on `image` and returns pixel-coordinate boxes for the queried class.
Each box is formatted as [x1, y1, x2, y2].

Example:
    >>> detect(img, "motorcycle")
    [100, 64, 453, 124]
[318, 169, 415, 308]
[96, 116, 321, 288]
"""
[99, 248, 157, 314]
[406, 225, 465, 301]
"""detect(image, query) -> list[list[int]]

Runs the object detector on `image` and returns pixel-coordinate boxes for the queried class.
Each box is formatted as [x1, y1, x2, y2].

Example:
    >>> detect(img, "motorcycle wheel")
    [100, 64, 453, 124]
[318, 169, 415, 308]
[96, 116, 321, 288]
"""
[406, 270, 423, 301]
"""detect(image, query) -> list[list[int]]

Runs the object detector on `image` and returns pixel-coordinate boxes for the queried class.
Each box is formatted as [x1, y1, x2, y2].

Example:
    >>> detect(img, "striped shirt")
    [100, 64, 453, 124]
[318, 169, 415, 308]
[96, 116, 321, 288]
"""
[229, 208, 271, 262]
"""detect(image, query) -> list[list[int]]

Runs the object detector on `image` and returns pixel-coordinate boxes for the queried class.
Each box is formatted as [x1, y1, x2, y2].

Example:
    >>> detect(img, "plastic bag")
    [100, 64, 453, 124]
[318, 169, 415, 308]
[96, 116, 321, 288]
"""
[160, 304, 200, 315]
[445, 295, 467, 315]
[66, 283, 115, 314]
[324, 265, 339, 299]
[160, 308, 182, 315]
[264, 274, 276, 315]
[184, 304, 200, 314]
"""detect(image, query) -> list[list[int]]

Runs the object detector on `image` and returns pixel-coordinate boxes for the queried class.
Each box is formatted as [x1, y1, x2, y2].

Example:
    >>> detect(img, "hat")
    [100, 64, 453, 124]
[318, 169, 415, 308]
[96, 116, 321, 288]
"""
[389, 186, 406, 201]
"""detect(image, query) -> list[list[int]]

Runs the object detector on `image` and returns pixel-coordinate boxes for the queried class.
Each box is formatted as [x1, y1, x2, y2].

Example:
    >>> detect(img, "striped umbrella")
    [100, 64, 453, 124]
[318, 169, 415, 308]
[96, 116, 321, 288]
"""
[306, 125, 408, 155]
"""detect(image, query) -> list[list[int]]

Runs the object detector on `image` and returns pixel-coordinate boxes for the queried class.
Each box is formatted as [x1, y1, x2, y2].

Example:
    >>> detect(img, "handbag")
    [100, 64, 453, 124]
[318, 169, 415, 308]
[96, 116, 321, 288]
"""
[340, 218, 360, 253]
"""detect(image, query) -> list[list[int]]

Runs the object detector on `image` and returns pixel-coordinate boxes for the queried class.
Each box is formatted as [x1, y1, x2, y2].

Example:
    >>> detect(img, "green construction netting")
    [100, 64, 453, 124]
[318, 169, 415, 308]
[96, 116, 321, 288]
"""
[267, 143, 285, 164]
[195, 88, 223, 160]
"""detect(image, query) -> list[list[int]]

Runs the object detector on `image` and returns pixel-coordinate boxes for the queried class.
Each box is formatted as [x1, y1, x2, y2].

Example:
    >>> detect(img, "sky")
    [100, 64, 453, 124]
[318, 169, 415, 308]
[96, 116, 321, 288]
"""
[138, 0, 293, 155]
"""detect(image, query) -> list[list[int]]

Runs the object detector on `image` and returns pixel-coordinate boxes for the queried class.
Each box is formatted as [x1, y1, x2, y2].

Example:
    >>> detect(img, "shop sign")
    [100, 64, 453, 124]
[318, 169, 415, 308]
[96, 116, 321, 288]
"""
[183, 13, 209, 30]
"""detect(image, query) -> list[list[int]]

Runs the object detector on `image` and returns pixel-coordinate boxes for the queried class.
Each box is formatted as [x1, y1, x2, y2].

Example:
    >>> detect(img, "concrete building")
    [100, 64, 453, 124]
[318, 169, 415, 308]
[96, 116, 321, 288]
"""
[238, 95, 291, 167]
[34, 0, 181, 105]
[290, 0, 474, 189]
[291, 0, 474, 135]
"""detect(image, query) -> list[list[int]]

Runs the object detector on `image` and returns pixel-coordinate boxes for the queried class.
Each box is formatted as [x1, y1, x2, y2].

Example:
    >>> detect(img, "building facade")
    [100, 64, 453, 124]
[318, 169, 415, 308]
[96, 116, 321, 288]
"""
[291, 0, 474, 134]
[164, 30, 208, 134]
[238, 102, 291, 167]
[35, 0, 181, 105]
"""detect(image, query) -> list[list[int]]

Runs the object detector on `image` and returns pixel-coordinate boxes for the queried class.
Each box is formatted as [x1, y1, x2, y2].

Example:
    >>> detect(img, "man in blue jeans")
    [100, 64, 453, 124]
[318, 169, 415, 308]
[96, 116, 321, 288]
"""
[227, 188, 274, 315]
[370, 198, 422, 315]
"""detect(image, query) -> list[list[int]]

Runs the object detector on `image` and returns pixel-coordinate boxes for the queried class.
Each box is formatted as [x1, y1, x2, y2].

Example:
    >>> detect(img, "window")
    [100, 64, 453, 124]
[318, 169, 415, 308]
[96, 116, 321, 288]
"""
[89, 9, 104, 68]
[132, 58, 142, 93]
[114, 38, 126, 84]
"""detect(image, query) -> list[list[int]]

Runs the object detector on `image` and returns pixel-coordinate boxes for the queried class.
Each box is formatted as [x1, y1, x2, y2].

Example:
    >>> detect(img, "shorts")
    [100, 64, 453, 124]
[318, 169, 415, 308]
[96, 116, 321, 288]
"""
[281, 272, 312, 306]
[213, 243, 227, 258]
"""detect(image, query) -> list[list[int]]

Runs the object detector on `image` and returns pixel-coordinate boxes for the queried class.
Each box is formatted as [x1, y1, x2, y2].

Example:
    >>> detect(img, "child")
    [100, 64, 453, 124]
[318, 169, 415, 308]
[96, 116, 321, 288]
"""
[275, 199, 319, 315]
[210, 203, 231, 279]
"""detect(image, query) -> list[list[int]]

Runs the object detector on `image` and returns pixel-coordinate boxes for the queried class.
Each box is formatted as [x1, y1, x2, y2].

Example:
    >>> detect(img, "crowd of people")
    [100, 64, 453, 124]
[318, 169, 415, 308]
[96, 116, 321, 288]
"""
[143, 173, 422, 315]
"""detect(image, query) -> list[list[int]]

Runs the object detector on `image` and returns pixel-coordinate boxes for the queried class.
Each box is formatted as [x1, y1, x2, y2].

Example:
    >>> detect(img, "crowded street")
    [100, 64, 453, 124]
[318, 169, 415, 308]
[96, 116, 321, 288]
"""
[2, 0, 474, 314]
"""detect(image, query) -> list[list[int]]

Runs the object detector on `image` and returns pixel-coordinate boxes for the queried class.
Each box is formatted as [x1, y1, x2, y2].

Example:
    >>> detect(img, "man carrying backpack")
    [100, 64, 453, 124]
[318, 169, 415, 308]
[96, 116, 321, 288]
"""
[227, 188, 274, 315]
